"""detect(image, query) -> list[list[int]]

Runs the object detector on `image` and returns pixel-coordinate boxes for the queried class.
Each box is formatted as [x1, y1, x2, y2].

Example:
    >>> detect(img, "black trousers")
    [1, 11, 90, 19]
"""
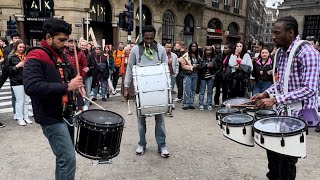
[176, 72, 184, 99]
[230, 80, 247, 98]
[221, 79, 232, 101]
[214, 76, 222, 105]
[112, 67, 120, 89]
[266, 150, 298, 180]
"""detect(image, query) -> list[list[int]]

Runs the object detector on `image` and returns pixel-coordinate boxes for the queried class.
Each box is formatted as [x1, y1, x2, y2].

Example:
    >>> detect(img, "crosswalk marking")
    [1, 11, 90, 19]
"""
[0, 79, 123, 114]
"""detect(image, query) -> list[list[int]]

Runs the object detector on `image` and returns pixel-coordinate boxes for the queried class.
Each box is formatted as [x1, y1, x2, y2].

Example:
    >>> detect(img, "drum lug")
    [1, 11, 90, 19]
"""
[215, 114, 218, 121]
[300, 133, 305, 143]
[281, 136, 285, 147]
[226, 126, 230, 134]
[306, 127, 309, 135]
[242, 126, 246, 135]
[260, 134, 264, 144]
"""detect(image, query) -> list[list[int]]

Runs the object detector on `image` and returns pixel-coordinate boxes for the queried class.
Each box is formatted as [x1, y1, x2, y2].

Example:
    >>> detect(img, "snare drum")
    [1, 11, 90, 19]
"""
[254, 109, 277, 120]
[75, 109, 125, 162]
[216, 108, 240, 127]
[222, 97, 251, 107]
[253, 116, 307, 158]
[221, 114, 254, 147]
[133, 63, 173, 117]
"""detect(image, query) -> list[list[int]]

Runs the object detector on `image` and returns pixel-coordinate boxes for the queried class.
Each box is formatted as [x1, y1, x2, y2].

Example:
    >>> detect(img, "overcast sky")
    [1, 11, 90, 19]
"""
[266, 0, 284, 8]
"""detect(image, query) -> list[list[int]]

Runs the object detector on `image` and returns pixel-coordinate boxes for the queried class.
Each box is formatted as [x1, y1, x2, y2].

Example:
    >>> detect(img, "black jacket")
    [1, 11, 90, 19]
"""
[252, 58, 273, 82]
[3, 44, 13, 57]
[90, 53, 109, 79]
[83, 50, 96, 77]
[5, 54, 24, 86]
[198, 57, 220, 80]
[23, 42, 75, 125]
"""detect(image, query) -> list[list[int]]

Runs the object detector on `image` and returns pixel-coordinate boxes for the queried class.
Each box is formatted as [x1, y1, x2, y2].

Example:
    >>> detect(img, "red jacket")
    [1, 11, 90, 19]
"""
[65, 48, 88, 78]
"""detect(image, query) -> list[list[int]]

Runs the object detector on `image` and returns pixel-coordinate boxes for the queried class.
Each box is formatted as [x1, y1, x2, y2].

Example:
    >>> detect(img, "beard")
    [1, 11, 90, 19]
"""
[52, 43, 64, 54]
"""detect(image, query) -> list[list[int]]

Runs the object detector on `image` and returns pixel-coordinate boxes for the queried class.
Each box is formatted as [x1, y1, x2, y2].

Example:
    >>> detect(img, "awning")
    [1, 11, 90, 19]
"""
[207, 35, 223, 39]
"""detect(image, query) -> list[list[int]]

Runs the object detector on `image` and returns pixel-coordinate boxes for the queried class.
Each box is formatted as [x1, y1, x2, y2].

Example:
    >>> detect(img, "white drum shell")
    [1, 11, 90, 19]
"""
[253, 131, 307, 158]
[133, 63, 172, 116]
[222, 124, 254, 147]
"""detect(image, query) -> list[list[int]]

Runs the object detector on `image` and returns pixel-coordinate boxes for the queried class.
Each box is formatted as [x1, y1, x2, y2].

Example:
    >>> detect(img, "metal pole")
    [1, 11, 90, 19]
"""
[86, 12, 89, 41]
[139, 0, 142, 43]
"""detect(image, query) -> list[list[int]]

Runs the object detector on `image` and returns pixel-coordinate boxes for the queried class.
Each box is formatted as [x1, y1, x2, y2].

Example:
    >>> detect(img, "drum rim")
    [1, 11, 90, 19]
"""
[75, 145, 121, 160]
[253, 116, 307, 136]
[255, 109, 277, 116]
[222, 97, 251, 106]
[79, 109, 125, 128]
[221, 114, 254, 126]
[217, 107, 240, 114]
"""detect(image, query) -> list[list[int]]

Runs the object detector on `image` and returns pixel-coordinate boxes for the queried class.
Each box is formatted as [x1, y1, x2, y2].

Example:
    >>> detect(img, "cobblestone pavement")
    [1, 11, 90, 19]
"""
[0, 96, 319, 180]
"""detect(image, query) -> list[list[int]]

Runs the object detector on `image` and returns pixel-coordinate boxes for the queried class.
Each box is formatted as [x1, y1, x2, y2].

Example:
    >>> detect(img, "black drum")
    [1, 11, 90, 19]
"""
[255, 109, 277, 120]
[75, 109, 125, 161]
[216, 108, 240, 128]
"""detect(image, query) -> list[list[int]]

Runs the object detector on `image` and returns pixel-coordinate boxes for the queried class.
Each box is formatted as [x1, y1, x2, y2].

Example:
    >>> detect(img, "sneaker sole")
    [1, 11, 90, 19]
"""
[136, 151, 145, 155]
[161, 154, 169, 158]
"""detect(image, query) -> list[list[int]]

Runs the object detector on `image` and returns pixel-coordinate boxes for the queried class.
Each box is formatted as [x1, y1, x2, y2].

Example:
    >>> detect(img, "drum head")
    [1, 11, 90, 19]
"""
[80, 109, 124, 127]
[256, 109, 277, 116]
[223, 97, 251, 106]
[254, 116, 306, 135]
[217, 108, 240, 114]
[221, 114, 253, 126]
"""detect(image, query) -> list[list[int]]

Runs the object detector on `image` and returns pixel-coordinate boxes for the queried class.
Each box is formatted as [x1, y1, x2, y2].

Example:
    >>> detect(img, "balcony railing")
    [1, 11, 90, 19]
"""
[233, 8, 239, 14]
[184, 0, 205, 5]
[224, 4, 230, 11]
[212, 2, 220, 8]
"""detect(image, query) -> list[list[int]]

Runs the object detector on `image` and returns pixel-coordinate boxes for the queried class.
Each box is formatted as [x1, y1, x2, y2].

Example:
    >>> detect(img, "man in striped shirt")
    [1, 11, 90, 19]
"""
[252, 16, 320, 180]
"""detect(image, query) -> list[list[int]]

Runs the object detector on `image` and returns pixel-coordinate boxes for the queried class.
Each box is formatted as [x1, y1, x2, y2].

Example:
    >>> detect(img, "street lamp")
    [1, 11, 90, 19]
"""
[84, 8, 91, 41]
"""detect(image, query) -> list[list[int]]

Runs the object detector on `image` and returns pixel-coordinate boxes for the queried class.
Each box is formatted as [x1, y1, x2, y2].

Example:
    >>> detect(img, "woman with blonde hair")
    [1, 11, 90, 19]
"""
[5, 40, 31, 126]
[120, 45, 135, 101]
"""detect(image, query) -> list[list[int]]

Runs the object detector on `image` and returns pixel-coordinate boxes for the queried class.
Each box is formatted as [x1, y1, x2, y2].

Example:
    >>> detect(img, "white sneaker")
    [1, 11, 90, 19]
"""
[17, 120, 26, 126]
[83, 105, 88, 111]
[136, 145, 146, 155]
[24, 119, 33, 124]
[207, 106, 213, 111]
[158, 146, 169, 158]
[13, 114, 17, 120]
[199, 105, 204, 111]
[172, 103, 175, 110]
[112, 90, 117, 95]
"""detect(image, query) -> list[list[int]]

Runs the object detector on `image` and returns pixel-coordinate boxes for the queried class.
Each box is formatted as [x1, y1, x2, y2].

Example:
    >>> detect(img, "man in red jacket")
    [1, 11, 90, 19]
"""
[65, 39, 88, 111]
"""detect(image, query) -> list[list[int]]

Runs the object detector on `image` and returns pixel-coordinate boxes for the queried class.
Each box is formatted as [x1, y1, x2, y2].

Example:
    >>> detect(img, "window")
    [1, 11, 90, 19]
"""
[267, 23, 270, 27]
[162, 10, 175, 45]
[234, 0, 240, 8]
[212, 0, 219, 8]
[224, 0, 230, 5]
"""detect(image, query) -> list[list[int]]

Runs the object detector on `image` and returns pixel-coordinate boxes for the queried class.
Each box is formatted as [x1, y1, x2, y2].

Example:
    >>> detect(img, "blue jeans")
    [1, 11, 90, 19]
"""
[84, 76, 93, 106]
[138, 114, 166, 148]
[93, 74, 106, 98]
[199, 79, 214, 106]
[183, 73, 198, 107]
[41, 122, 76, 180]
[252, 80, 273, 95]
[170, 74, 176, 91]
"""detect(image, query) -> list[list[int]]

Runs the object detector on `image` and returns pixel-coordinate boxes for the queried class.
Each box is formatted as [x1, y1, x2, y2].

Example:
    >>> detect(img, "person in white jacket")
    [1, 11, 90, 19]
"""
[228, 41, 253, 97]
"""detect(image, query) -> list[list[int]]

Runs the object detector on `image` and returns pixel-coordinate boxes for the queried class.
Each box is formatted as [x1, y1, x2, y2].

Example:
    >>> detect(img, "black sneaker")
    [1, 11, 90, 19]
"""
[183, 107, 188, 110]
[92, 98, 97, 101]
[102, 97, 107, 101]
[0, 121, 5, 128]
[107, 93, 110, 98]
[189, 105, 195, 109]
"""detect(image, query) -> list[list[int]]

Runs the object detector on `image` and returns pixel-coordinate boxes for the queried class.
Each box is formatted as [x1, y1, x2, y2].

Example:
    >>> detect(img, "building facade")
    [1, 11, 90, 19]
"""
[264, 7, 277, 49]
[278, 0, 320, 41]
[0, 0, 247, 48]
[244, 0, 267, 50]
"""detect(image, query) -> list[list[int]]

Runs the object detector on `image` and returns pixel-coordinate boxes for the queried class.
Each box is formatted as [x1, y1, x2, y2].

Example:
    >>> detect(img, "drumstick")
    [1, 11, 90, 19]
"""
[73, 38, 80, 75]
[83, 96, 106, 111]
[230, 104, 256, 108]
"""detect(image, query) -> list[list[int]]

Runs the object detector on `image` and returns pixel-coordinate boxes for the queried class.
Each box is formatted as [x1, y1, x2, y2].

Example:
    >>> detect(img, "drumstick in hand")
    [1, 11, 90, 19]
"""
[73, 38, 80, 75]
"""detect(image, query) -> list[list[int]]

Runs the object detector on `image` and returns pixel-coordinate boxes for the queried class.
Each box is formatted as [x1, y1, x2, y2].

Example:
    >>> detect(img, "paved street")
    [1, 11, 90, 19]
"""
[0, 93, 320, 180]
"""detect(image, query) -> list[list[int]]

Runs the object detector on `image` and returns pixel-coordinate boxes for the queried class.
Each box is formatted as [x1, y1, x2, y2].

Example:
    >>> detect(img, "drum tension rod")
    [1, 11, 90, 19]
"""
[242, 127, 246, 135]
[281, 136, 285, 147]
[300, 134, 305, 143]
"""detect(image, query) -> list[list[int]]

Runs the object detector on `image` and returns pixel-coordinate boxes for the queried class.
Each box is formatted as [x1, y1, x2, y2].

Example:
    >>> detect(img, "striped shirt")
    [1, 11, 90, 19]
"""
[265, 38, 320, 117]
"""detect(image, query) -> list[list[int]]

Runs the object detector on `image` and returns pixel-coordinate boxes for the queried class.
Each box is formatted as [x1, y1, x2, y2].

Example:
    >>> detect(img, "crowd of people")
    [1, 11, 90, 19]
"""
[0, 16, 319, 180]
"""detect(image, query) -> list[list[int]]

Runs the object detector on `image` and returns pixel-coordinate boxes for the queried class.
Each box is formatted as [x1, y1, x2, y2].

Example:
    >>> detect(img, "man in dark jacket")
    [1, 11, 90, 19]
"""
[23, 18, 84, 180]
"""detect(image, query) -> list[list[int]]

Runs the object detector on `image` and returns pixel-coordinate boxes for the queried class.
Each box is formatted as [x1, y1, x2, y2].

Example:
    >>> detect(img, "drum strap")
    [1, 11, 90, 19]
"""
[138, 42, 161, 65]
[272, 40, 309, 116]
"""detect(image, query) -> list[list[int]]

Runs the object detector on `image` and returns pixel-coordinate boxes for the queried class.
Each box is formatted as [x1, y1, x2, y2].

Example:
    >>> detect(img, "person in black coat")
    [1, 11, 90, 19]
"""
[91, 45, 109, 101]
[252, 48, 273, 95]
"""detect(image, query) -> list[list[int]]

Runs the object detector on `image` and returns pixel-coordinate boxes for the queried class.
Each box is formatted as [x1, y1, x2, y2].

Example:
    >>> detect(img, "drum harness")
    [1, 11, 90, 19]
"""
[137, 42, 161, 66]
[272, 40, 310, 116]
[27, 46, 76, 126]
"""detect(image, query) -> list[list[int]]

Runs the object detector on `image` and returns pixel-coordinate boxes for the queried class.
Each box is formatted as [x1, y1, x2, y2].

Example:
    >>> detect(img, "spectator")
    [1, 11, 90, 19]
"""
[112, 42, 124, 90]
